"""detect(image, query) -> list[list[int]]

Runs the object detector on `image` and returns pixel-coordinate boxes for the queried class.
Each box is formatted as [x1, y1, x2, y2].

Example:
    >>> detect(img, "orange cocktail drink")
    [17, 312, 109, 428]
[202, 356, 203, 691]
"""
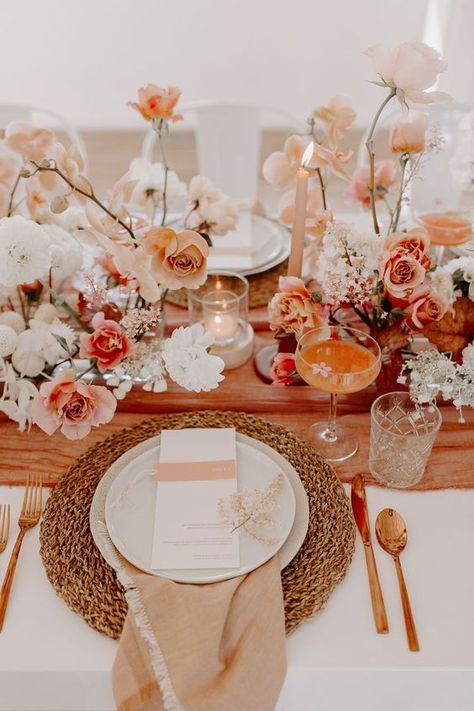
[295, 326, 381, 463]
[418, 211, 472, 247]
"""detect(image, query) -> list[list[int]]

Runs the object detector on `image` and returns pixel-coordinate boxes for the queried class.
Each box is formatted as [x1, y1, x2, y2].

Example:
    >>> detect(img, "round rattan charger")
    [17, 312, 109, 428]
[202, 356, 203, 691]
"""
[40, 411, 355, 639]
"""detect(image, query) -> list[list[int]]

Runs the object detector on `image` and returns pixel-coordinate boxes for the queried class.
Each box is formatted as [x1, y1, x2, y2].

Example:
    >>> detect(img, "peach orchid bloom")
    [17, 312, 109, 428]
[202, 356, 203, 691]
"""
[278, 186, 333, 237]
[313, 95, 356, 148]
[344, 159, 397, 209]
[4, 121, 55, 162]
[128, 84, 183, 123]
[262, 135, 306, 190]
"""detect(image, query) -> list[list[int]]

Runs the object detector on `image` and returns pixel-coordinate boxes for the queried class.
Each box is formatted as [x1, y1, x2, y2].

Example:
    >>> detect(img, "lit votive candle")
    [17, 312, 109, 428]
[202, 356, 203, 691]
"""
[202, 290, 239, 344]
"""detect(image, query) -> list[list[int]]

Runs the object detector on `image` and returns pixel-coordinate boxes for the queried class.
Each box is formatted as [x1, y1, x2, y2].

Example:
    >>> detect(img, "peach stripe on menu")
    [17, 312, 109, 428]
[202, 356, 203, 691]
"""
[154, 459, 236, 482]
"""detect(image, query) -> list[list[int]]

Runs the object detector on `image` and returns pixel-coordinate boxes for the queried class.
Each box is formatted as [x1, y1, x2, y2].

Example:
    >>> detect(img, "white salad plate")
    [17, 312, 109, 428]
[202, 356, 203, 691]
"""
[90, 432, 309, 584]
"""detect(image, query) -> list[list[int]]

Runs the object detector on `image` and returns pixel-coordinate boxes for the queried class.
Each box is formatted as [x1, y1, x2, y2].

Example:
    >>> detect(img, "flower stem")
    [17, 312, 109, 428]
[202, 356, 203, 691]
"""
[7, 171, 22, 217]
[390, 152, 410, 233]
[155, 121, 169, 226]
[316, 168, 328, 210]
[31, 162, 136, 242]
[365, 88, 396, 236]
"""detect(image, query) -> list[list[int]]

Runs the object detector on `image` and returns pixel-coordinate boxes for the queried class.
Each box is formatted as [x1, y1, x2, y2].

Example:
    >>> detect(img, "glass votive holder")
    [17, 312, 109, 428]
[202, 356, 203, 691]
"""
[369, 391, 442, 488]
[188, 271, 254, 370]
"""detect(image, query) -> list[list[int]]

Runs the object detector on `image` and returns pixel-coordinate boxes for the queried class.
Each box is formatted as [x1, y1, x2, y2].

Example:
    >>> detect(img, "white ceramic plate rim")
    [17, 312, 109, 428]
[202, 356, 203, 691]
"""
[90, 433, 309, 584]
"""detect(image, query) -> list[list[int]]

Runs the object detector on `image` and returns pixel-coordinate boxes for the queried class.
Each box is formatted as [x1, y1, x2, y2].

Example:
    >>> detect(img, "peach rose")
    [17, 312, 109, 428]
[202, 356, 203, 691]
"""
[344, 160, 397, 209]
[385, 228, 431, 269]
[365, 42, 451, 104]
[381, 252, 426, 302]
[268, 276, 326, 338]
[4, 121, 55, 162]
[79, 312, 134, 373]
[142, 227, 209, 290]
[128, 84, 183, 123]
[30, 369, 117, 440]
[390, 113, 428, 154]
[405, 285, 449, 330]
[313, 95, 356, 148]
[271, 352, 298, 386]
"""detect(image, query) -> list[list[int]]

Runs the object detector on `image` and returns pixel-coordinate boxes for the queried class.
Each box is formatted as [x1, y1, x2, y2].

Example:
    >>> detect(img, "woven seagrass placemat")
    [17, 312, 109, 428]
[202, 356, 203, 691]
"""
[40, 411, 355, 638]
[166, 259, 288, 310]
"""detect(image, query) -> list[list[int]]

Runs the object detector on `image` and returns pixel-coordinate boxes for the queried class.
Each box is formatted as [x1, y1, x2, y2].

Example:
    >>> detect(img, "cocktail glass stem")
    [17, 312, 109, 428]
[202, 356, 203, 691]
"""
[323, 393, 338, 443]
[434, 245, 445, 267]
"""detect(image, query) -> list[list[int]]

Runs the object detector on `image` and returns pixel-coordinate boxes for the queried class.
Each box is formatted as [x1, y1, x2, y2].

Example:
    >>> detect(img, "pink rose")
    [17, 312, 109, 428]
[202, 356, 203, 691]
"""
[128, 84, 183, 123]
[271, 353, 297, 386]
[390, 113, 428, 154]
[268, 276, 326, 338]
[30, 370, 117, 440]
[384, 228, 431, 269]
[381, 252, 427, 302]
[344, 160, 397, 209]
[365, 42, 451, 104]
[80, 312, 134, 373]
[405, 286, 449, 330]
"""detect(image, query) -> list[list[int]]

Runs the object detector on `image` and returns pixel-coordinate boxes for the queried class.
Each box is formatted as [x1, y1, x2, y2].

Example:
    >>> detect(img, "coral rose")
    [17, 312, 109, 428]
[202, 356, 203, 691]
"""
[271, 352, 298, 386]
[390, 113, 428, 154]
[30, 369, 117, 440]
[268, 276, 326, 338]
[142, 227, 209, 290]
[381, 252, 426, 302]
[128, 84, 183, 123]
[405, 285, 449, 330]
[385, 228, 431, 269]
[79, 312, 134, 373]
[365, 42, 451, 104]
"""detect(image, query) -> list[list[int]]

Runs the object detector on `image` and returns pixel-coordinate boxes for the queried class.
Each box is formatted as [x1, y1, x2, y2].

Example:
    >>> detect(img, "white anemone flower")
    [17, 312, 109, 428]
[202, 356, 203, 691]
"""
[162, 323, 225, 392]
[0, 215, 51, 287]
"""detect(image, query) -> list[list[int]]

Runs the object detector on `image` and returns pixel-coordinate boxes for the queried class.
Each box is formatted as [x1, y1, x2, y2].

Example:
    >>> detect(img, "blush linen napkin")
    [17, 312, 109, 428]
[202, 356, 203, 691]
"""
[98, 524, 287, 711]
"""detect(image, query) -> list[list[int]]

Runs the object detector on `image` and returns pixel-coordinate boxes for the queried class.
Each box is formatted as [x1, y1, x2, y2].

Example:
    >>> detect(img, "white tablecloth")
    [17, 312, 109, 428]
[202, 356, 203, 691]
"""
[0, 484, 473, 711]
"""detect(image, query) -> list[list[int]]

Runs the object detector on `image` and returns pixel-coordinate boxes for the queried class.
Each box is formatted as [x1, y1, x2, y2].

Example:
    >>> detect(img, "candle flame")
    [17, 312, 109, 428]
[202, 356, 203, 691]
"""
[301, 141, 314, 169]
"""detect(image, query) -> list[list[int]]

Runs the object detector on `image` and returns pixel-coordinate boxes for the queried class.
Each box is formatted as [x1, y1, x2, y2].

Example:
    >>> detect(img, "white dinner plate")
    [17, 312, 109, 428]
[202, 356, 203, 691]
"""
[208, 215, 290, 276]
[91, 433, 308, 584]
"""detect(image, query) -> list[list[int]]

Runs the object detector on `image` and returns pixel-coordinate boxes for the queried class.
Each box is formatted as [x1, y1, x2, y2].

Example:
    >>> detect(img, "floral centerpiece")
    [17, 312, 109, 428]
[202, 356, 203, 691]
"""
[264, 42, 465, 390]
[0, 84, 238, 438]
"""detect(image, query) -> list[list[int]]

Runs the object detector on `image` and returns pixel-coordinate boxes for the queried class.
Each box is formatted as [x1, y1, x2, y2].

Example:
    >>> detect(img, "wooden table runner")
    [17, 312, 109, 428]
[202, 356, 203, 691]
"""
[1, 333, 472, 489]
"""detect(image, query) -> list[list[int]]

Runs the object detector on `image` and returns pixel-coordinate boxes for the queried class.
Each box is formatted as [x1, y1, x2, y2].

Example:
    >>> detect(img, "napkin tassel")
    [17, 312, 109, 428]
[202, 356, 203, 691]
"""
[97, 523, 184, 711]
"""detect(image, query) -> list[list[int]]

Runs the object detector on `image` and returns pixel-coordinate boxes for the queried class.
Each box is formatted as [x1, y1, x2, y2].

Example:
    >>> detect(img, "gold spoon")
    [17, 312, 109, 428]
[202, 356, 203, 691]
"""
[375, 508, 420, 652]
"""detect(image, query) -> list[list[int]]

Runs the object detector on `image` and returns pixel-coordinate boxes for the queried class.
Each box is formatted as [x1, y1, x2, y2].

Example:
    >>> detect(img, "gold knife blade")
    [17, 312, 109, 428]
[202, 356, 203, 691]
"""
[351, 474, 389, 634]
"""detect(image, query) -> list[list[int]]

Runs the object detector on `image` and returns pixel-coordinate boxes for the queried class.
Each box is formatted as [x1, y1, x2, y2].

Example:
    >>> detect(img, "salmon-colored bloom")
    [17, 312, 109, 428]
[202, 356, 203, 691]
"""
[390, 113, 428, 154]
[128, 84, 183, 123]
[344, 160, 397, 209]
[405, 285, 449, 330]
[79, 311, 134, 373]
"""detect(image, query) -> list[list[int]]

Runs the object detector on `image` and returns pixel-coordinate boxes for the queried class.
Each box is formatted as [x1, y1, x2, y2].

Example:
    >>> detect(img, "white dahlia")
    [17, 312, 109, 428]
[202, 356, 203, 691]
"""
[0, 215, 51, 287]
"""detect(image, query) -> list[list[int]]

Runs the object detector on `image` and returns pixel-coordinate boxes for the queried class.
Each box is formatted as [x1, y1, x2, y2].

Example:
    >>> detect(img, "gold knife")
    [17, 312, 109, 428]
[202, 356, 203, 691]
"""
[351, 474, 389, 634]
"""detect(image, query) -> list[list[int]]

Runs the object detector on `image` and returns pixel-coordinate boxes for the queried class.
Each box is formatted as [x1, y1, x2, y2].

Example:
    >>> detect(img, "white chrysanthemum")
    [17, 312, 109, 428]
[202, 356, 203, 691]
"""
[0, 215, 51, 287]
[445, 256, 474, 281]
[43, 224, 83, 282]
[11, 330, 45, 377]
[128, 158, 187, 219]
[0, 325, 18, 357]
[162, 323, 225, 392]
[52, 206, 89, 231]
[34, 303, 59, 323]
[0, 311, 25, 334]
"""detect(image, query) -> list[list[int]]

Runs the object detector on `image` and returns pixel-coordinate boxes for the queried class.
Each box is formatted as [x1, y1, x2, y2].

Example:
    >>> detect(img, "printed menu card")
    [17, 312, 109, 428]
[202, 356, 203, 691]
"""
[151, 428, 240, 570]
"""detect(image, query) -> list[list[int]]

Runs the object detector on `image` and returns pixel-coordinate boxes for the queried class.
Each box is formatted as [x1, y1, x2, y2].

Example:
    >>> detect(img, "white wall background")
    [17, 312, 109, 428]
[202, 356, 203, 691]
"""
[0, 0, 436, 129]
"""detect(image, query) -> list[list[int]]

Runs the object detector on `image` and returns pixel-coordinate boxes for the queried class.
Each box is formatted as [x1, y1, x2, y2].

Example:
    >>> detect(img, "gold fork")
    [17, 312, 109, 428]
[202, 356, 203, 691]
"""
[0, 475, 42, 631]
[0, 504, 10, 554]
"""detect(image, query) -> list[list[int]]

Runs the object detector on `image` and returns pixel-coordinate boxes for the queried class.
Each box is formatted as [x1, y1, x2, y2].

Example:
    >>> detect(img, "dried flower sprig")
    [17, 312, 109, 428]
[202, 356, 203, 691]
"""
[217, 473, 284, 545]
